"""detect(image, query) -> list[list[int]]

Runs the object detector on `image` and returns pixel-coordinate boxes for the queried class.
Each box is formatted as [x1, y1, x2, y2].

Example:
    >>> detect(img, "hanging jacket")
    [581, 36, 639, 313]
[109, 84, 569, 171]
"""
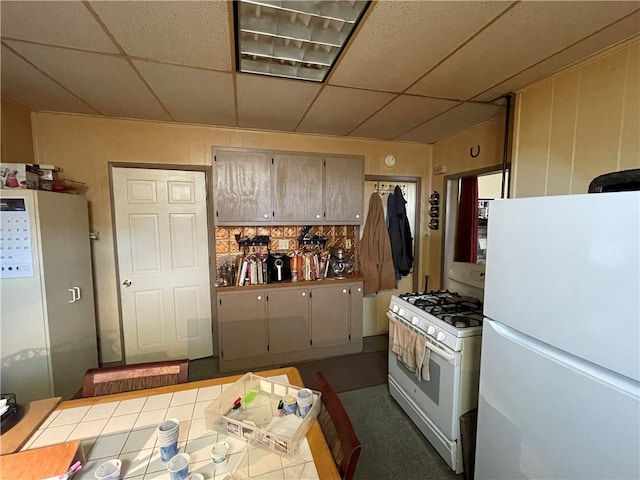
[388, 185, 413, 278]
[356, 192, 396, 295]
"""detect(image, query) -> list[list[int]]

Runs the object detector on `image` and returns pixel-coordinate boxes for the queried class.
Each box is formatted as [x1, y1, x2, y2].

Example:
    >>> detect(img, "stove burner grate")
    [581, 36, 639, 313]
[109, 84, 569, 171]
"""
[398, 290, 484, 329]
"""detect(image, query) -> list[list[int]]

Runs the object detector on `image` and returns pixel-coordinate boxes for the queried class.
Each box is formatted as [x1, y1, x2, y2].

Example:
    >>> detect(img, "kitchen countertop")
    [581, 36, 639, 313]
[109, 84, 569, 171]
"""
[217, 274, 363, 292]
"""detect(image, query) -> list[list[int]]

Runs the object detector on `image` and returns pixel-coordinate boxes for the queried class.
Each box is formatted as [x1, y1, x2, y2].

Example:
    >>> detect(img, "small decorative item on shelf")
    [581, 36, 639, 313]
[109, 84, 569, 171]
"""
[296, 225, 327, 248]
[428, 191, 440, 230]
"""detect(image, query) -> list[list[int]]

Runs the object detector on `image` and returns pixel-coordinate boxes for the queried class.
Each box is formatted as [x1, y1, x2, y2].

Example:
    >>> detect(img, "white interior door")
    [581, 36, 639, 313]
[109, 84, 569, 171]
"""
[112, 167, 212, 363]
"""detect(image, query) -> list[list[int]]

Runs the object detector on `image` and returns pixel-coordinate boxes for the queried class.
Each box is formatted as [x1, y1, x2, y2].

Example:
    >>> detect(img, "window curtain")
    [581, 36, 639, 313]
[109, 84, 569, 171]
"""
[454, 176, 479, 263]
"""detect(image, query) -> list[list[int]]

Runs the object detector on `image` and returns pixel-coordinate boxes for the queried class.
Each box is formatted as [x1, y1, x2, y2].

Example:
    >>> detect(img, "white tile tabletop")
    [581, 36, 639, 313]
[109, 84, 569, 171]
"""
[23, 376, 320, 480]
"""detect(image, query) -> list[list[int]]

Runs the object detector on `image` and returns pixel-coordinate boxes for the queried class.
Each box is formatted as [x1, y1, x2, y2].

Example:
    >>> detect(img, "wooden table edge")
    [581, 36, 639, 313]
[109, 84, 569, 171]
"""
[54, 367, 340, 480]
[0, 396, 61, 455]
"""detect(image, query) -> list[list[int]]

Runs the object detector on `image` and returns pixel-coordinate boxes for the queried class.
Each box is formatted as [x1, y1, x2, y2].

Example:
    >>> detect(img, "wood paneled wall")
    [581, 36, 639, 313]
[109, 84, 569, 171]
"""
[512, 39, 639, 197]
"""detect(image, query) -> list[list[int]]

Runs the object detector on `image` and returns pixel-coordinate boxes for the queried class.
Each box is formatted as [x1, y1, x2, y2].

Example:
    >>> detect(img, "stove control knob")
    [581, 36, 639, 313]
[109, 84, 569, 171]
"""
[436, 331, 446, 341]
[392, 305, 399, 313]
[399, 308, 405, 316]
[412, 316, 419, 325]
[427, 326, 436, 335]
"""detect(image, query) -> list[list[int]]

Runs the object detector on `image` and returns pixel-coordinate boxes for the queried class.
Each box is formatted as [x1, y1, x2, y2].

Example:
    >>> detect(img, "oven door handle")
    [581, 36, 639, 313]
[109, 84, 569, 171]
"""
[425, 341, 457, 364]
[387, 311, 459, 365]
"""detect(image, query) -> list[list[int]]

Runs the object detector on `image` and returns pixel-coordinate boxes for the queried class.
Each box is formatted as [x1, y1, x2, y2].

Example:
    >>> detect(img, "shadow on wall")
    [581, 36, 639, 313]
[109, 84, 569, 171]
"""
[1, 347, 52, 402]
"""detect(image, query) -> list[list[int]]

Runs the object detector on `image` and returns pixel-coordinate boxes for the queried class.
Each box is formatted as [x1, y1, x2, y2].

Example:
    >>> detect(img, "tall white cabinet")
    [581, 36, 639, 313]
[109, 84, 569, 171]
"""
[1, 190, 98, 403]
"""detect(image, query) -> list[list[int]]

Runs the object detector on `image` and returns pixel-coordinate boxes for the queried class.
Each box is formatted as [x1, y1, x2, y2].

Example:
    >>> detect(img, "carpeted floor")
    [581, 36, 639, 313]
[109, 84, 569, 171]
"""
[290, 349, 388, 393]
[339, 384, 462, 480]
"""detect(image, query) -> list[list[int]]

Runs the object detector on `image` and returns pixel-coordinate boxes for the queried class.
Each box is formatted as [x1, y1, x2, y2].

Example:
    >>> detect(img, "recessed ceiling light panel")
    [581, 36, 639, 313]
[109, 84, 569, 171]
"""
[235, 0, 370, 82]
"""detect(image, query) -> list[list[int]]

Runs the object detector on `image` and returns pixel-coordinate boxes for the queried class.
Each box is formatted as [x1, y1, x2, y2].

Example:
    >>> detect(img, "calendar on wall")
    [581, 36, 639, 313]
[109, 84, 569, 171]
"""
[0, 197, 34, 278]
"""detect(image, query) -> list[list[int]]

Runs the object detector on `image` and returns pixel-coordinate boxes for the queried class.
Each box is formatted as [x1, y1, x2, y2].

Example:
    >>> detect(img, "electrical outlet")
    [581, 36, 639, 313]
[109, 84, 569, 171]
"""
[278, 239, 289, 250]
[345, 239, 352, 249]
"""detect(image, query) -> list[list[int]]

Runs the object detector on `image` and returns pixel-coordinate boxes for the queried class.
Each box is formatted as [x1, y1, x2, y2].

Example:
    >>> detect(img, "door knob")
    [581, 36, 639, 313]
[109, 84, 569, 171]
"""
[122, 279, 132, 287]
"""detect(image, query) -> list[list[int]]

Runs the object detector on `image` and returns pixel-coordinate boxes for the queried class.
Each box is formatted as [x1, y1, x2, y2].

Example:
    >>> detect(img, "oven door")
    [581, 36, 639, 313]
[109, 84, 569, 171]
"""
[388, 313, 462, 441]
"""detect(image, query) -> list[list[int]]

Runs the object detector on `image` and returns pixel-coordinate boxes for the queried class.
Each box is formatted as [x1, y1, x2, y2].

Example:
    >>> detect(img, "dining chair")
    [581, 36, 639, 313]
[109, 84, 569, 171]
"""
[81, 359, 189, 397]
[312, 371, 362, 480]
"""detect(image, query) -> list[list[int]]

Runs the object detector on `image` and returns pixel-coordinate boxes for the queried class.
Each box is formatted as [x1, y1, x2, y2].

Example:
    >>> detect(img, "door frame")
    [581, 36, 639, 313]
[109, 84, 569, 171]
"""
[108, 162, 217, 363]
[364, 174, 421, 293]
[441, 163, 510, 287]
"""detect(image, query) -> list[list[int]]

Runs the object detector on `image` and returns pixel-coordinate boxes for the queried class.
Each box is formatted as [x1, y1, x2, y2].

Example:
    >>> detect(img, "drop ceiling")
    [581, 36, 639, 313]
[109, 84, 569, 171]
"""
[2, 1, 638, 145]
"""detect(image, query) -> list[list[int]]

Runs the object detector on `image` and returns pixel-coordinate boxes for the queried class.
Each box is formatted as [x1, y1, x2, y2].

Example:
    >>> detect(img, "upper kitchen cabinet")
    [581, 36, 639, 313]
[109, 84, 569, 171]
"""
[324, 156, 364, 224]
[214, 149, 272, 224]
[273, 154, 324, 224]
[213, 148, 364, 225]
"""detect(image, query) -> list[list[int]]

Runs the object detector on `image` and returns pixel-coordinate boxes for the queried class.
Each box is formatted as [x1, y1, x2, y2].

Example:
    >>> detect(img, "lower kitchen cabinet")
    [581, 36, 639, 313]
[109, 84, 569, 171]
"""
[268, 287, 311, 355]
[218, 290, 267, 362]
[216, 280, 363, 372]
[310, 284, 351, 348]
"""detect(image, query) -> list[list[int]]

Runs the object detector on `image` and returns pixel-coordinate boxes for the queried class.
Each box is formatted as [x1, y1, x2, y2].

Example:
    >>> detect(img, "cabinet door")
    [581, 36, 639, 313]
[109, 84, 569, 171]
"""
[268, 287, 311, 355]
[273, 154, 324, 223]
[311, 285, 350, 348]
[324, 156, 364, 224]
[349, 283, 363, 343]
[214, 150, 272, 223]
[218, 291, 267, 361]
[39, 192, 99, 399]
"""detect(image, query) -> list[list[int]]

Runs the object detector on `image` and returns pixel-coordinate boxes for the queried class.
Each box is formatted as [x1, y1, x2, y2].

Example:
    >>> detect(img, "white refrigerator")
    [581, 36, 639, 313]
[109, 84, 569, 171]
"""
[475, 191, 640, 479]
[1, 190, 98, 403]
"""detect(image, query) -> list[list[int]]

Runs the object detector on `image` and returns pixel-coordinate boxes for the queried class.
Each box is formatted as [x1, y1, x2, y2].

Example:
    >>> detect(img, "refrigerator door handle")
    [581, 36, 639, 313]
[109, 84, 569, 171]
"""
[489, 319, 640, 397]
[68, 288, 77, 303]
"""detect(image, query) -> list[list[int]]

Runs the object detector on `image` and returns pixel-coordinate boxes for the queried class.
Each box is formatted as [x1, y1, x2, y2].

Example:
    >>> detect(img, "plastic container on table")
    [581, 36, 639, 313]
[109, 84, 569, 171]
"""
[204, 372, 321, 458]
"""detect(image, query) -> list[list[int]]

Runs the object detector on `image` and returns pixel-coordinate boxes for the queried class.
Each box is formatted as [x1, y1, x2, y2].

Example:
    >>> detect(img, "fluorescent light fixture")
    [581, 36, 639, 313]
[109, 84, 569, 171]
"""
[234, 0, 370, 82]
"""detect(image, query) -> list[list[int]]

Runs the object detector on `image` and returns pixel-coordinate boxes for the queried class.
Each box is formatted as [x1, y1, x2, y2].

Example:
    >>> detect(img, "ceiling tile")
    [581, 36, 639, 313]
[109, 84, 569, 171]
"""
[90, 1, 232, 70]
[473, 10, 640, 102]
[350, 95, 460, 140]
[0, 1, 118, 53]
[408, 1, 640, 100]
[236, 74, 321, 132]
[1, 45, 99, 115]
[328, 1, 512, 93]
[397, 103, 505, 144]
[133, 60, 236, 126]
[296, 86, 395, 136]
[5, 41, 170, 121]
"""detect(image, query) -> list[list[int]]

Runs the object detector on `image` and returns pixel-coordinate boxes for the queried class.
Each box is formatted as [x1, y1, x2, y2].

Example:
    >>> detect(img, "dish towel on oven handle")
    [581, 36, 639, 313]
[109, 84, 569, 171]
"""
[416, 335, 430, 381]
[391, 319, 431, 381]
[391, 319, 418, 371]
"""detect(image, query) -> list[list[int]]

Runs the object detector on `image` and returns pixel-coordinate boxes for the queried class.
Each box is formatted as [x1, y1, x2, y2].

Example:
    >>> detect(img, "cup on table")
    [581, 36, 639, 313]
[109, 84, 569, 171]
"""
[94, 459, 121, 480]
[282, 395, 297, 415]
[210, 441, 230, 473]
[157, 417, 180, 462]
[297, 388, 313, 418]
[166, 453, 190, 480]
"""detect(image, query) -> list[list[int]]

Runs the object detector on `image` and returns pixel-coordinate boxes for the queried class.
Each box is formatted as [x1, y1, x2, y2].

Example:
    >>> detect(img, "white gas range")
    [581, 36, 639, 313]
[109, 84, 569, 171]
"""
[387, 262, 485, 474]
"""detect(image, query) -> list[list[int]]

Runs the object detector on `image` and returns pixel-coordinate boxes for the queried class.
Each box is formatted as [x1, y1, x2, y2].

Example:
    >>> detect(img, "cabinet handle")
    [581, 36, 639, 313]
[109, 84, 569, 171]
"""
[355, 214, 360, 219]
[257, 295, 262, 301]
[357, 287, 362, 292]
[263, 214, 269, 219]
[342, 288, 347, 294]
[301, 292, 306, 296]
[74, 287, 81, 300]
[68, 288, 76, 303]
[315, 214, 321, 219]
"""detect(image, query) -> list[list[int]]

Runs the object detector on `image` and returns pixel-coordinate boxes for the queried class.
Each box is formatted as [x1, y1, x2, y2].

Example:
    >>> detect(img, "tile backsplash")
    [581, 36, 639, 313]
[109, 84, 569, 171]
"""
[214, 225, 357, 262]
